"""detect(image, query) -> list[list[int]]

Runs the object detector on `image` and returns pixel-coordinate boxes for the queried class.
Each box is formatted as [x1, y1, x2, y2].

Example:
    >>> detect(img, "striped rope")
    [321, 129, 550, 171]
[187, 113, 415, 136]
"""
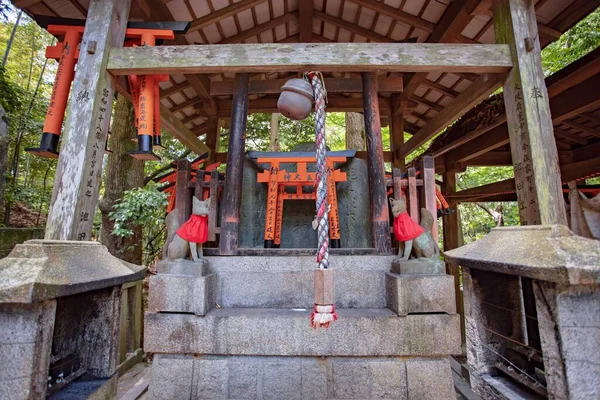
[308, 71, 329, 270]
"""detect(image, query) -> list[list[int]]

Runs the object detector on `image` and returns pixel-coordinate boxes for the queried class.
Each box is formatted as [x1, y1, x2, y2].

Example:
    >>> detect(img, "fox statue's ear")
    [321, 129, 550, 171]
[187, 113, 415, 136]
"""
[203, 197, 211, 205]
[389, 197, 395, 207]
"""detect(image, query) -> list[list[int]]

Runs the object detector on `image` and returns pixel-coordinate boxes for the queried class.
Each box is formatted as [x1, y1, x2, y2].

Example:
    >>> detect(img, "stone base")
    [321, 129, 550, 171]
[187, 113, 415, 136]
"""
[148, 354, 455, 400]
[385, 273, 456, 316]
[391, 258, 446, 275]
[145, 308, 461, 356]
[149, 259, 216, 316]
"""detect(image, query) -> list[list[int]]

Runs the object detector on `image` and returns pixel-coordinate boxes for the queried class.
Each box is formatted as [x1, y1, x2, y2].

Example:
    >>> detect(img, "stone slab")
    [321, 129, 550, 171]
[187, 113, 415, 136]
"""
[144, 308, 461, 357]
[156, 259, 209, 276]
[203, 255, 395, 309]
[0, 300, 56, 400]
[148, 273, 216, 316]
[0, 240, 145, 303]
[386, 273, 456, 316]
[391, 258, 446, 275]
[148, 354, 454, 400]
[406, 358, 456, 400]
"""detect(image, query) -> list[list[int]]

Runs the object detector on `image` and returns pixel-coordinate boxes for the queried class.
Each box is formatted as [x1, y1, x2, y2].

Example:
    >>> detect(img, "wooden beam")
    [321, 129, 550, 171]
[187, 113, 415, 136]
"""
[220, 12, 298, 44]
[398, 73, 505, 158]
[446, 123, 510, 166]
[107, 43, 513, 75]
[549, 74, 600, 123]
[559, 120, 600, 139]
[495, 0, 567, 226]
[12, 0, 41, 8]
[210, 76, 404, 96]
[170, 97, 202, 113]
[553, 128, 589, 145]
[214, 95, 392, 116]
[188, 0, 269, 34]
[299, 0, 313, 42]
[453, 178, 516, 200]
[432, 115, 507, 157]
[184, 74, 218, 117]
[45, 0, 130, 241]
[160, 81, 190, 98]
[160, 104, 210, 155]
[560, 157, 600, 183]
[205, 118, 220, 164]
[391, 112, 405, 169]
[421, 79, 460, 98]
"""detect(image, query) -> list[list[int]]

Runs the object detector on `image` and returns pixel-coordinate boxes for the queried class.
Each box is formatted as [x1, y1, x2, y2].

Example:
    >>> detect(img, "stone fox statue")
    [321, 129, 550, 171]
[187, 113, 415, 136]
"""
[163, 197, 211, 262]
[389, 197, 439, 260]
[568, 182, 600, 240]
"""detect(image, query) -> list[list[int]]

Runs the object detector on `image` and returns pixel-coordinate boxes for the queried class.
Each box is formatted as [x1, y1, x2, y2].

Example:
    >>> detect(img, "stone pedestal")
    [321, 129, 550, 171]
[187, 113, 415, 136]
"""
[391, 258, 446, 275]
[0, 240, 145, 399]
[446, 225, 600, 400]
[145, 255, 461, 399]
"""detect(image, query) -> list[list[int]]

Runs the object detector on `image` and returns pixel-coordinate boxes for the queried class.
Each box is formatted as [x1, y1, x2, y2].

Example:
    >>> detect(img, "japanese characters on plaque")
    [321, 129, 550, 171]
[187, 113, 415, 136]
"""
[511, 82, 539, 225]
[76, 86, 111, 241]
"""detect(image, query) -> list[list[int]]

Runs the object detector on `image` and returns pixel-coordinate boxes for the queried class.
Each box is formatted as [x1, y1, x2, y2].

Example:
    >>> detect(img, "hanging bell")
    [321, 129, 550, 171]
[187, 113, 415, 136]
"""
[277, 78, 314, 121]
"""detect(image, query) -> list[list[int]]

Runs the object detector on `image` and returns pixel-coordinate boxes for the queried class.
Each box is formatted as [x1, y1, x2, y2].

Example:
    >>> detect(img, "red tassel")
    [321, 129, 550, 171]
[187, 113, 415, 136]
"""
[310, 304, 338, 329]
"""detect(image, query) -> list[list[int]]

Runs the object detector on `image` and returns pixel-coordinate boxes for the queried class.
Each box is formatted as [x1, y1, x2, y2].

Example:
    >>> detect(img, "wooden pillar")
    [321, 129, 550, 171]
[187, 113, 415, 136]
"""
[493, 0, 567, 226]
[175, 159, 192, 226]
[419, 156, 438, 241]
[219, 73, 249, 255]
[45, 0, 131, 240]
[362, 72, 391, 254]
[442, 172, 465, 352]
[391, 111, 405, 170]
[205, 117, 220, 164]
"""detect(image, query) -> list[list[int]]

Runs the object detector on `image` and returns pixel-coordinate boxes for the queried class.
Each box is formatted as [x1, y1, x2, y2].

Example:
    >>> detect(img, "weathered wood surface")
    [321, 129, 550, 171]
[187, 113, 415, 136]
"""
[45, 0, 131, 241]
[391, 112, 405, 169]
[175, 159, 192, 226]
[408, 167, 419, 224]
[107, 43, 513, 75]
[398, 73, 506, 158]
[210, 77, 404, 96]
[420, 156, 438, 241]
[219, 73, 249, 255]
[362, 72, 392, 254]
[204, 117, 220, 163]
[494, 0, 567, 226]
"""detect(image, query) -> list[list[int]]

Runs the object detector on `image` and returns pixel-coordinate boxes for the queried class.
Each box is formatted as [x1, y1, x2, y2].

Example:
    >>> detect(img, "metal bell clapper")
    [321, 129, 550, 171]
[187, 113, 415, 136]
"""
[277, 78, 314, 121]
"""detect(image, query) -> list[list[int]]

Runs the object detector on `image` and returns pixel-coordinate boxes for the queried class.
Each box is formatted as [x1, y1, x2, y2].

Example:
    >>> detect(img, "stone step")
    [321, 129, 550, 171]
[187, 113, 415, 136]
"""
[144, 308, 461, 357]
[149, 257, 454, 312]
[148, 354, 457, 400]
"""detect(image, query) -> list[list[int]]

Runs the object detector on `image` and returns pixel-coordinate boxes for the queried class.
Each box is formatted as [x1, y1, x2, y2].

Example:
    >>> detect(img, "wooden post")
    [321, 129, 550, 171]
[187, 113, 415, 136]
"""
[493, 0, 567, 226]
[205, 117, 220, 164]
[442, 172, 465, 352]
[419, 156, 438, 241]
[45, 0, 131, 240]
[362, 72, 392, 254]
[407, 167, 419, 224]
[175, 159, 191, 226]
[391, 112, 405, 170]
[219, 73, 249, 255]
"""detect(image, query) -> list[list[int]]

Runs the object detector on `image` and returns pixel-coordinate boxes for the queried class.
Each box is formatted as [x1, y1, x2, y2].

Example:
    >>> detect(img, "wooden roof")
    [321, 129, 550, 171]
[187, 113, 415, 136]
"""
[12, 0, 600, 145]
[428, 45, 600, 186]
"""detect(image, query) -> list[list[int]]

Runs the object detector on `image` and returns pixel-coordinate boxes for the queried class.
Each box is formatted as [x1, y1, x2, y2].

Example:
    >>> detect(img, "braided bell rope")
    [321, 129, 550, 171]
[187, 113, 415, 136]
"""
[308, 71, 329, 270]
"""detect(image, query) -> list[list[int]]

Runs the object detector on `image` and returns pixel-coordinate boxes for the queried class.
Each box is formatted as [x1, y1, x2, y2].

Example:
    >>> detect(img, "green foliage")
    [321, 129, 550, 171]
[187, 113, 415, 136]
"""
[109, 184, 168, 239]
[542, 8, 600, 75]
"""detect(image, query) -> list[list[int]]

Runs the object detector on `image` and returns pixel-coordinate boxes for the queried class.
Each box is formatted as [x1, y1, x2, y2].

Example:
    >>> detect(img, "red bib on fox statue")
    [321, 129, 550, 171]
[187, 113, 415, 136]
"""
[176, 214, 208, 243]
[394, 212, 424, 242]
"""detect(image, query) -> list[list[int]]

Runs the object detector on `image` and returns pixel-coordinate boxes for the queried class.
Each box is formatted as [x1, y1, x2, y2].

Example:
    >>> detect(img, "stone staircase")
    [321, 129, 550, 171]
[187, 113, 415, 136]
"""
[145, 255, 461, 399]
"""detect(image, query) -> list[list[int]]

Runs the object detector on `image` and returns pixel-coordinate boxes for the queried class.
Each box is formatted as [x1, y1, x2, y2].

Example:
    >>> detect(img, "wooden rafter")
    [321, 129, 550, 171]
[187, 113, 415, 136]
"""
[401, 0, 481, 103]
[314, 10, 394, 43]
[398, 73, 506, 158]
[219, 12, 298, 44]
[187, 0, 269, 34]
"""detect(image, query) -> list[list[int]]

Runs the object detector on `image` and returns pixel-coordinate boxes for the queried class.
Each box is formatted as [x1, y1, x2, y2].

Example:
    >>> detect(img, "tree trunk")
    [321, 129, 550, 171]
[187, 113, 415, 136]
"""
[0, 105, 8, 222]
[99, 94, 145, 264]
[269, 112, 280, 151]
[345, 112, 366, 150]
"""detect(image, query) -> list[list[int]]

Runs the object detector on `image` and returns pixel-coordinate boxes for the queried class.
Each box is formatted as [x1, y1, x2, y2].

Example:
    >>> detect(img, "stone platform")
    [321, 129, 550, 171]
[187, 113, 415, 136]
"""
[146, 255, 460, 399]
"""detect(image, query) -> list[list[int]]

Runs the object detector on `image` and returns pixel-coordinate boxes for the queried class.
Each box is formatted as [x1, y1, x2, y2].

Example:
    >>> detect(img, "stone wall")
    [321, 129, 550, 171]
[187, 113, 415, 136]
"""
[0, 228, 44, 258]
